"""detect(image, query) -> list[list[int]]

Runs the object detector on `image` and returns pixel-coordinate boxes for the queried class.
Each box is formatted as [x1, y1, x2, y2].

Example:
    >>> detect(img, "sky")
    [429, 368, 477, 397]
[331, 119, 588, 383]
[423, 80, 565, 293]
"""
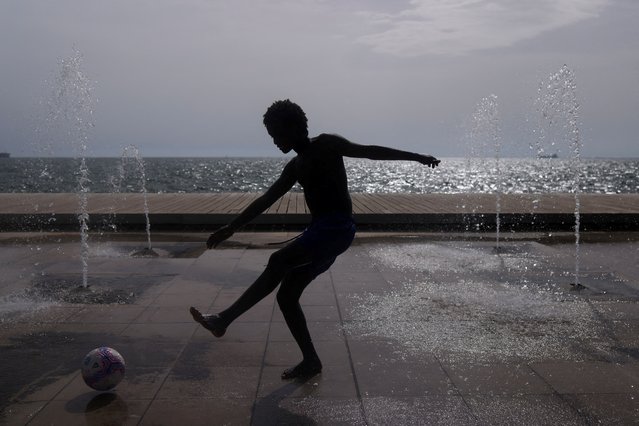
[1, 0, 638, 158]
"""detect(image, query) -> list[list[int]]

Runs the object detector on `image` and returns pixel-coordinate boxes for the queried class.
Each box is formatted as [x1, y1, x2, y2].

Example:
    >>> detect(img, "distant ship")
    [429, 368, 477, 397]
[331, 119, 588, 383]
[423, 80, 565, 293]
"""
[0, 152, 10, 158]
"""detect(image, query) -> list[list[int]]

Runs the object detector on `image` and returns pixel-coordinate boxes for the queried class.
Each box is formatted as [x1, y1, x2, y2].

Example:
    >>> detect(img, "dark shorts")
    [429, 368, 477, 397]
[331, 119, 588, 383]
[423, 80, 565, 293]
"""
[291, 213, 356, 279]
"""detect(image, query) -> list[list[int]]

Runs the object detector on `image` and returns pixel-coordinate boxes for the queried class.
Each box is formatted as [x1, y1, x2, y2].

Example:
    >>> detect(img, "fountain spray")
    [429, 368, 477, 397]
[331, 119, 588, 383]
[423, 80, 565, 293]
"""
[48, 48, 96, 287]
[536, 65, 583, 288]
[119, 145, 156, 256]
[470, 94, 502, 248]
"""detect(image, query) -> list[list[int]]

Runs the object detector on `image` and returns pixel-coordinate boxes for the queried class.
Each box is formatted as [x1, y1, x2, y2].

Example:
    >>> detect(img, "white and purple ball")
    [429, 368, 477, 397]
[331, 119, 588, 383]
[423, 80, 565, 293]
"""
[81, 347, 126, 391]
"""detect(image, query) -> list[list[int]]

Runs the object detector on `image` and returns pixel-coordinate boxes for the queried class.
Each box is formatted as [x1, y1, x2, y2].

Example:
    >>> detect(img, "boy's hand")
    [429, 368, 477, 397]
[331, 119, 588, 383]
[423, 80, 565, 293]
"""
[419, 155, 440, 168]
[207, 225, 235, 249]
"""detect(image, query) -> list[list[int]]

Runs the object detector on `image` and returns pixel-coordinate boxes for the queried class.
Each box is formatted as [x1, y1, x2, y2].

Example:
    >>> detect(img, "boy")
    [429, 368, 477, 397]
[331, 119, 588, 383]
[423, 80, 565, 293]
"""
[191, 99, 439, 379]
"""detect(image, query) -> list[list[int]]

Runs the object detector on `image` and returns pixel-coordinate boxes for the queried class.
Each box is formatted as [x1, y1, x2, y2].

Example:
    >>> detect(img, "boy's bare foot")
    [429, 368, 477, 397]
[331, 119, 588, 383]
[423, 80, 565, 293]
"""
[281, 358, 322, 380]
[189, 307, 226, 338]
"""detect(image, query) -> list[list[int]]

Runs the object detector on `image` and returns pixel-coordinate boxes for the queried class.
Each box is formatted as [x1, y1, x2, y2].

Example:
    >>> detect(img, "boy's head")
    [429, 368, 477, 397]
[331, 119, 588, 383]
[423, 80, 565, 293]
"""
[263, 99, 308, 142]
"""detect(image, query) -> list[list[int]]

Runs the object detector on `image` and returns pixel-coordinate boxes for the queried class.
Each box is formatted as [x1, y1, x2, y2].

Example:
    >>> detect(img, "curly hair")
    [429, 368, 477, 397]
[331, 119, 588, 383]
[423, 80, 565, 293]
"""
[263, 99, 308, 135]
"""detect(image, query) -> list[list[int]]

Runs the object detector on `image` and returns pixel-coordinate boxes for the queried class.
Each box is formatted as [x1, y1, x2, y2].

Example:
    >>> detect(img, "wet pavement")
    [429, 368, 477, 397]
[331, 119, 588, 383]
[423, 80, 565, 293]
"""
[1, 232, 639, 425]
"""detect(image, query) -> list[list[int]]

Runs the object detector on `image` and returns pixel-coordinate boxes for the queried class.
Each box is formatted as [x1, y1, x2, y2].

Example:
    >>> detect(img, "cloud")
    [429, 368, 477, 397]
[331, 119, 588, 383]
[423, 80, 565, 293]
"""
[357, 0, 610, 56]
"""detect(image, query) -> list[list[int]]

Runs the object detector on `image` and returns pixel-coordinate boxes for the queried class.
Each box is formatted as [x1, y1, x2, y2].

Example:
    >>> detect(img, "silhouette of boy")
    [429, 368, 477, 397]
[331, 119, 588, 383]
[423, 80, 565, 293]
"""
[191, 99, 439, 379]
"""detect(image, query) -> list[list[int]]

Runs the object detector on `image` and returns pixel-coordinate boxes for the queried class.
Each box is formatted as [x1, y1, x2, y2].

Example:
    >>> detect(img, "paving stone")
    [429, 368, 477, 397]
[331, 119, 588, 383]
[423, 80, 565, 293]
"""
[178, 340, 267, 368]
[253, 396, 365, 425]
[157, 366, 261, 400]
[265, 340, 350, 367]
[465, 394, 587, 425]
[530, 361, 639, 394]
[442, 362, 554, 396]
[193, 320, 270, 342]
[349, 340, 455, 397]
[141, 398, 253, 425]
[564, 393, 639, 424]
[268, 321, 344, 342]
[362, 396, 478, 425]
[29, 396, 151, 426]
[258, 365, 358, 399]
[272, 304, 340, 322]
[2, 236, 639, 425]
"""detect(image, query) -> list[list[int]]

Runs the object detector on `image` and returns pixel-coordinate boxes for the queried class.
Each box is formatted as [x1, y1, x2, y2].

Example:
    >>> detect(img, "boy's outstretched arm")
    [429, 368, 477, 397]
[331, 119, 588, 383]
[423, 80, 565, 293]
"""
[320, 133, 440, 168]
[207, 160, 297, 248]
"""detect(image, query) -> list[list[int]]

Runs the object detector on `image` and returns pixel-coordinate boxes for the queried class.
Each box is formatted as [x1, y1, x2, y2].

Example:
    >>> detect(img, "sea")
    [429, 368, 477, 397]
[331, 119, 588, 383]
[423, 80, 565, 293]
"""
[0, 157, 637, 194]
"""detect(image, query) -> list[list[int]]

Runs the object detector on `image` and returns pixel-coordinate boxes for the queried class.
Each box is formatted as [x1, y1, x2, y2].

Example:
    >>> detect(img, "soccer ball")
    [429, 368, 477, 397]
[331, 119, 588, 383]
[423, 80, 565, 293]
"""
[81, 347, 126, 391]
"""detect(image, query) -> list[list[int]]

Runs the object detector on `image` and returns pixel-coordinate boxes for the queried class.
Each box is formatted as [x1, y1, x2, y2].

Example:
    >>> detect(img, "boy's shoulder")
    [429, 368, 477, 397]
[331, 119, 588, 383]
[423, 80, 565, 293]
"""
[314, 133, 344, 141]
[313, 133, 348, 148]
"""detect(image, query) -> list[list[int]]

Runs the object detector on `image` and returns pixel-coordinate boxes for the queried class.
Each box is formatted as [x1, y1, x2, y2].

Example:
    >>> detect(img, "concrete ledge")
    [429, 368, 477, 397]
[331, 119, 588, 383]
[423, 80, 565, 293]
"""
[0, 193, 638, 232]
[1, 212, 638, 232]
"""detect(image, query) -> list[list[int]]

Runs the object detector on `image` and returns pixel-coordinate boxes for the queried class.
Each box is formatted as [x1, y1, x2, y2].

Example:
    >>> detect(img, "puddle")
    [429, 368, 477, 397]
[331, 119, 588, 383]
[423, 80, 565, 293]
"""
[24, 274, 174, 305]
[90, 243, 206, 259]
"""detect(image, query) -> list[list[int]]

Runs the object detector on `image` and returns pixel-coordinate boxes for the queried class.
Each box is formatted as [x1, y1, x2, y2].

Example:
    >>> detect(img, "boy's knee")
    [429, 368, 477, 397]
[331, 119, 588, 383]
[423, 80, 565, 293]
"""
[268, 250, 288, 270]
[276, 288, 295, 309]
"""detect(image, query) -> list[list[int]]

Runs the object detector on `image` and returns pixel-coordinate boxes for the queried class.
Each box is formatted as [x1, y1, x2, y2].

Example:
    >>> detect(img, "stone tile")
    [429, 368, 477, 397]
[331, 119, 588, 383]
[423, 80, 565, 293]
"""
[150, 292, 210, 308]
[197, 248, 246, 261]
[129, 291, 161, 307]
[181, 254, 241, 281]
[592, 301, 639, 320]
[67, 305, 146, 324]
[465, 395, 586, 426]
[340, 322, 398, 342]
[331, 272, 391, 294]
[0, 277, 33, 300]
[348, 339, 426, 365]
[565, 393, 639, 424]
[179, 265, 231, 283]
[304, 274, 335, 293]
[252, 396, 365, 425]
[210, 289, 246, 304]
[268, 321, 344, 342]
[52, 322, 130, 336]
[55, 367, 169, 401]
[354, 361, 455, 398]
[212, 290, 276, 308]
[265, 341, 350, 367]
[140, 397, 253, 425]
[226, 304, 274, 323]
[177, 340, 266, 368]
[160, 278, 222, 296]
[137, 258, 196, 276]
[40, 260, 93, 275]
[121, 322, 196, 343]
[335, 295, 374, 322]
[114, 340, 183, 367]
[258, 364, 358, 399]
[193, 321, 270, 342]
[135, 306, 193, 323]
[348, 341, 455, 397]
[28, 396, 151, 426]
[10, 306, 83, 324]
[156, 366, 260, 400]
[300, 291, 337, 306]
[530, 361, 639, 394]
[272, 305, 340, 322]
[14, 371, 78, 403]
[221, 269, 265, 290]
[362, 396, 478, 426]
[442, 362, 554, 396]
[0, 401, 48, 425]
